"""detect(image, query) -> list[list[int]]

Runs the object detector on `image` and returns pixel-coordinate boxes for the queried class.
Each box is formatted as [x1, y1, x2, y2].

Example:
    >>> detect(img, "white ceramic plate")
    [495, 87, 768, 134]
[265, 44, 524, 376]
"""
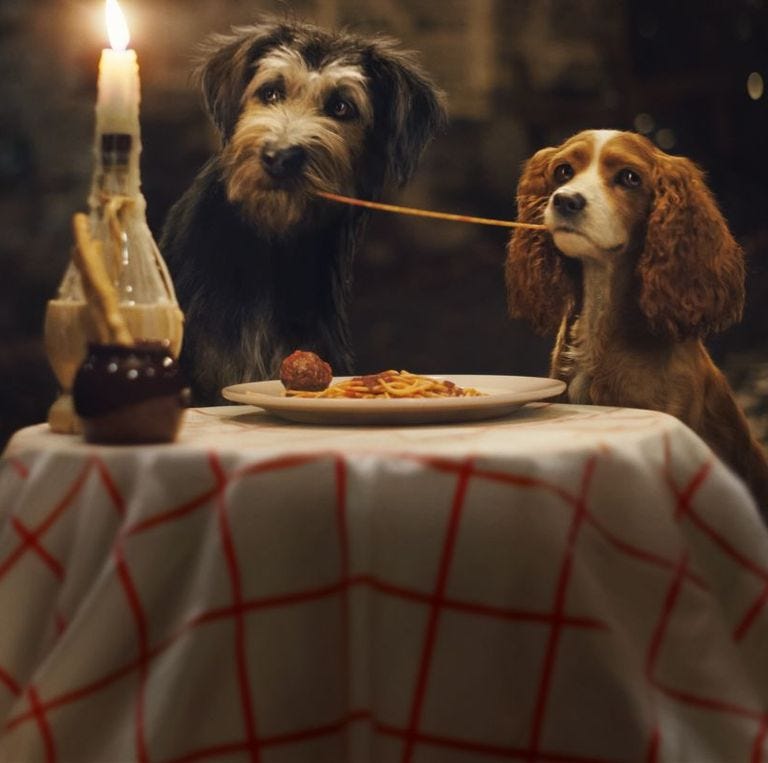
[221, 375, 566, 425]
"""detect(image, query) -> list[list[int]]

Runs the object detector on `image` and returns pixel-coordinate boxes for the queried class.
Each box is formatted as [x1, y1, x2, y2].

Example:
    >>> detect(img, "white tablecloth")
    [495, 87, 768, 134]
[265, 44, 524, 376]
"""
[0, 403, 766, 762]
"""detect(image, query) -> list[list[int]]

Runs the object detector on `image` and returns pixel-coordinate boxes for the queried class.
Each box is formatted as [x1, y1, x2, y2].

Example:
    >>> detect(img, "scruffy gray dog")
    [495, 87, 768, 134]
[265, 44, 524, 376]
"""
[161, 17, 446, 404]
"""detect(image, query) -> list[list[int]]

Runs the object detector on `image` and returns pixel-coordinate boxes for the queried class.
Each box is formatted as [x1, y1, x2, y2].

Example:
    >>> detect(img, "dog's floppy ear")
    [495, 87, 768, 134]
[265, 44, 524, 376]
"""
[195, 22, 288, 142]
[364, 39, 447, 189]
[505, 147, 577, 334]
[637, 152, 745, 339]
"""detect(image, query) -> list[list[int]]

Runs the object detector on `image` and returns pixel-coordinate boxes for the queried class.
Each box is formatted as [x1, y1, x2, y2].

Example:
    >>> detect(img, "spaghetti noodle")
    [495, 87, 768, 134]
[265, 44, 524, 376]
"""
[285, 370, 485, 399]
[317, 191, 547, 230]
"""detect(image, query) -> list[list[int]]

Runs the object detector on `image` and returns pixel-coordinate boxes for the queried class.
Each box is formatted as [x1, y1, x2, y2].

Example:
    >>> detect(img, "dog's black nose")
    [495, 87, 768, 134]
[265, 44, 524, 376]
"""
[552, 191, 586, 215]
[261, 146, 307, 180]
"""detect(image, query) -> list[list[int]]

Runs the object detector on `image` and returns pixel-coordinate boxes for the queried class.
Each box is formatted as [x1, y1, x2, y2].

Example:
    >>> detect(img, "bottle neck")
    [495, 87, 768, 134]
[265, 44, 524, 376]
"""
[87, 132, 142, 303]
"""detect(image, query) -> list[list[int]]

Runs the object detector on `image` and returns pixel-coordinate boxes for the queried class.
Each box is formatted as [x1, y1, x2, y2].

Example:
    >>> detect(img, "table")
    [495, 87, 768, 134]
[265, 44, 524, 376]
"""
[0, 402, 767, 763]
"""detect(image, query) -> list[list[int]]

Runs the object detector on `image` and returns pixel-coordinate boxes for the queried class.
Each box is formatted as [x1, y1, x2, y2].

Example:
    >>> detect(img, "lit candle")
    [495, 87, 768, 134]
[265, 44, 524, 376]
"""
[96, 0, 140, 139]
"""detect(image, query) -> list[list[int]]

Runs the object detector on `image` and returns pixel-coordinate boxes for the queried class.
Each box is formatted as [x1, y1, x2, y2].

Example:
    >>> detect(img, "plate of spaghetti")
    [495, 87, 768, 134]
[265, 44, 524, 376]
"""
[221, 372, 565, 425]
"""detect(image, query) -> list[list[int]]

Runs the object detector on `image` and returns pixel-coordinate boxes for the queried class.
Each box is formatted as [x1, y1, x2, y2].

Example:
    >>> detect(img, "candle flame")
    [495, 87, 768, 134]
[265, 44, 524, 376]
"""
[105, 0, 130, 51]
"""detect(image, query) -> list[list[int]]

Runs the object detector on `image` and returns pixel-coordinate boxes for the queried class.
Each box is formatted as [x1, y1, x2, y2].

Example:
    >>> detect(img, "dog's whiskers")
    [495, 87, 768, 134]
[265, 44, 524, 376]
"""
[316, 191, 547, 230]
[304, 131, 355, 184]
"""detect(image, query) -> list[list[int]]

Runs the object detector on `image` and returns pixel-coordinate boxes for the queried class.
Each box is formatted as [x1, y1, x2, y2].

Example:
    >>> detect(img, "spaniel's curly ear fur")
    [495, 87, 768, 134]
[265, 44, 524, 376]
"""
[638, 153, 745, 339]
[505, 148, 577, 335]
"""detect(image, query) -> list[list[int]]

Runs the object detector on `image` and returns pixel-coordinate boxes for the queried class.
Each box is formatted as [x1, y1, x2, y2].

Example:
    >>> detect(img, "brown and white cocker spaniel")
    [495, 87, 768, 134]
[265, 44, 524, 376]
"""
[505, 129, 768, 514]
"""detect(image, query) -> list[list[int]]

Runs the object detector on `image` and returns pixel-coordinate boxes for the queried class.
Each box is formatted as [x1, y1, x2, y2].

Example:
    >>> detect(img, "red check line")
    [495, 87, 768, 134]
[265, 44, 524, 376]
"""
[378, 720, 626, 762]
[126, 487, 220, 535]
[645, 552, 688, 679]
[683, 509, 768, 582]
[11, 518, 64, 581]
[644, 725, 660, 763]
[642, 552, 688, 763]
[0, 665, 20, 696]
[261, 708, 371, 748]
[181, 576, 608, 657]
[162, 741, 249, 763]
[663, 439, 768, 641]
[114, 537, 150, 763]
[6, 458, 29, 479]
[652, 682, 767, 723]
[161, 711, 373, 762]
[124, 453, 321, 537]
[160, 709, 630, 763]
[231, 453, 325, 480]
[436, 592, 606, 630]
[4, 654, 146, 731]
[466, 447, 709, 597]
[27, 686, 55, 763]
[661, 434, 708, 523]
[54, 612, 68, 638]
[235, 581, 346, 614]
[582, 512, 708, 591]
[672, 461, 712, 523]
[93, 458, 126, 518]
[5, 569, 605, 736]
[668, 456, 768, 615]
[358, 574, 607, 630]
[735, 582, 768, 641]
[663, 438, 768, 581]
[431, 458, 579, 508]
[0, 458, 93, 582]
[528, 455, 598, 758]
[209, 452, 260, 763]
[3, 587, 348, 737]
[433, 450, 712, 602]
[1, 581, 357, 732]
[165, 709, 629, 763]
[334, 456, 352, 712]
[401, 457, 474, 763]
[752, 717, 768, 763]
[176, 575, 608, 645]
[645, 553, 768, 736]
[334, 456, 350, 582]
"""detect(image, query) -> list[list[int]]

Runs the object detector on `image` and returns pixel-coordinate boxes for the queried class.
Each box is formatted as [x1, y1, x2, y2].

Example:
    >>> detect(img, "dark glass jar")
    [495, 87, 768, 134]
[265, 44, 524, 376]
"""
[73, 341, 190, 444]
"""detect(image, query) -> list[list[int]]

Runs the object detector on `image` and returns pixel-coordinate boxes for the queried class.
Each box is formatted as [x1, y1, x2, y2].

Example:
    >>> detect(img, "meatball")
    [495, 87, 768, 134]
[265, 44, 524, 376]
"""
[279, 350, 333, 391]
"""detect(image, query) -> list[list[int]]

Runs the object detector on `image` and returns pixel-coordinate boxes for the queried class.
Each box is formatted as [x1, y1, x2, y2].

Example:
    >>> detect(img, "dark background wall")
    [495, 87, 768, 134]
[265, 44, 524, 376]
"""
[1, 0, 766, 448]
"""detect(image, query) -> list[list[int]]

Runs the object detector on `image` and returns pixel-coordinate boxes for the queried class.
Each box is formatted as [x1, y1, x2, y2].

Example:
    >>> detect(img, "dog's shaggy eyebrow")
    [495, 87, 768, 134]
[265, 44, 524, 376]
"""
[253, 72, 285, 91]
[252, 46, 302, 77]
[300, 39, 351, 69]
[253, 46, 367, 85]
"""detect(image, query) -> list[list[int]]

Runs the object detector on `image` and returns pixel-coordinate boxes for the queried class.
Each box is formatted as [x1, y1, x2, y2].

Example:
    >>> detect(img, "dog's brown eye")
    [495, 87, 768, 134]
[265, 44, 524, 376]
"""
[554, 163, 574, 184]
[617, 168, 642, 188]
[258, 85, 284, 105]
[327, 98, 357, 121]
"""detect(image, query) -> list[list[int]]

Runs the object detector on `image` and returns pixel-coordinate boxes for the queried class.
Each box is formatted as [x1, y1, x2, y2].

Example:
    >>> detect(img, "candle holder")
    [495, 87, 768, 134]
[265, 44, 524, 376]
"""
[44, 3, 183, 434]
[45, 134, 184, 433]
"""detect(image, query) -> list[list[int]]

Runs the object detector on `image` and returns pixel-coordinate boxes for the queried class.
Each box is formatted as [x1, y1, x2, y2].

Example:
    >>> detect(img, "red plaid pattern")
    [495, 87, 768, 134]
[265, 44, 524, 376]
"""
[0, 404, 766, 762]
